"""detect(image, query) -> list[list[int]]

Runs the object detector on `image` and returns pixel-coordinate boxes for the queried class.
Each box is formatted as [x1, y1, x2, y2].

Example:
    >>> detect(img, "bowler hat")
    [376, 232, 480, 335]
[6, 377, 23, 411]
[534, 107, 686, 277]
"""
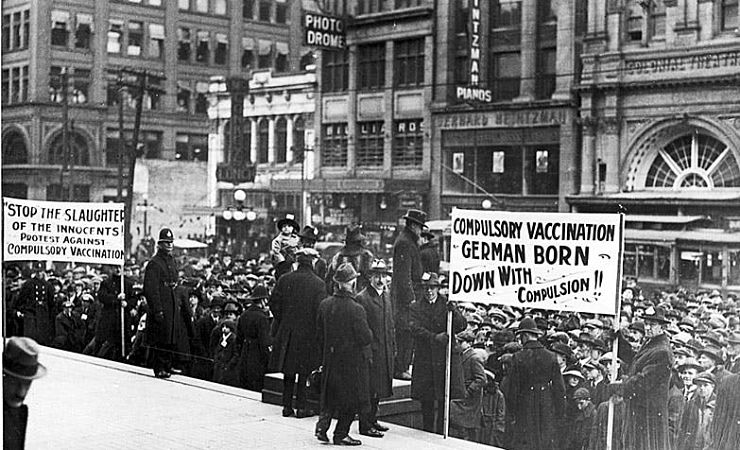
[344, 225, 366, 243]
[401, 208, 427, 226]
[276, 213, 299, 231]
[420, 272, 441, 286]
[515, 317, 542, 336]
[369, 259, 391, 274]
[333, 262, 359, 283]
[298, 225, 320, 241]
[699, 345, 724, 364]
[158, 228, 174, 242]
[3, 337, 47, 380]
[248, 284, 270, 301]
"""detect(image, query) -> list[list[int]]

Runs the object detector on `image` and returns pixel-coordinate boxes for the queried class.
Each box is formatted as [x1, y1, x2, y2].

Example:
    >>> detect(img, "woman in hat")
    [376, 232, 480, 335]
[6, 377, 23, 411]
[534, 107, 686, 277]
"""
[236, 285, 272, 392]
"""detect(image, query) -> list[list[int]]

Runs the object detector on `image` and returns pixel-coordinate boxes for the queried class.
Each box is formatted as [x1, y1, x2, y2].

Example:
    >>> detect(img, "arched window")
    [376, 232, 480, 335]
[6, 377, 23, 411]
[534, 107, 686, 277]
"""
[258, 119, 269, 163]
[293, 116, 305, 161]
[48, 130, 90, 166]
[2, 130, 28, 164]
[275, 117, 287, 163]
[646, 131, 740, 189]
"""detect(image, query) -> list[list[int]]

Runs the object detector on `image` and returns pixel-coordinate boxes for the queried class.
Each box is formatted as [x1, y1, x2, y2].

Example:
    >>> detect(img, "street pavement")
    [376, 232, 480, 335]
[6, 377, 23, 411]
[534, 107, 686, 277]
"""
[25, 347, 498, 449]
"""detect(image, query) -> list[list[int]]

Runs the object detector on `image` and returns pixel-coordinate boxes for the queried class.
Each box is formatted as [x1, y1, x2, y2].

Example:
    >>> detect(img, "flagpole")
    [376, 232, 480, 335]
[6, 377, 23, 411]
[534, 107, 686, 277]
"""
[606, 211, 626, 450]
[443, 308, 452, 439]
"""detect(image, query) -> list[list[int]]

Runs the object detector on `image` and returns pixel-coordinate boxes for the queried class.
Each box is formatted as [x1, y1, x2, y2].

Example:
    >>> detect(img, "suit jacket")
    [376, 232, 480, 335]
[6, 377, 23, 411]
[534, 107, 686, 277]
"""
[355, 286, 395, 399]
[390, 227, 423, 331]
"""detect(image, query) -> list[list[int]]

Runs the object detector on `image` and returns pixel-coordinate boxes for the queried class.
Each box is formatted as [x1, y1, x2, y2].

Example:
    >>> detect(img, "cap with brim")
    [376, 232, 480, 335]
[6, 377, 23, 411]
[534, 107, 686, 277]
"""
[369, 259, 391, 274]
[551, 342, 573, 358]
[699, 346, 724, 363]
[489, 310, 508, 322]
[674, 347, 694, 358]
[677, 358, 703, 372]
[573, 387, 591, 400]
[563, 369, 585, 380]
[401, 208, 427, 226]
[333, 262, 359, 283]
[247, 285, 270, 301]
[420, 272, 441, 286]
[598, 352, 623, 365]
[3, 337, 47, 380]
[643, 306, 670, 324]
[224, 301, 240, 313]
[693, 372, 716, 385]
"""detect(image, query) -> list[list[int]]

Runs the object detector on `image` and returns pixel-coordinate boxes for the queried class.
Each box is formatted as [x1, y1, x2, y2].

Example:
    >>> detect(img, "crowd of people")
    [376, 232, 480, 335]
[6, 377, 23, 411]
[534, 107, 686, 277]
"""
[4, 208, 740, 449]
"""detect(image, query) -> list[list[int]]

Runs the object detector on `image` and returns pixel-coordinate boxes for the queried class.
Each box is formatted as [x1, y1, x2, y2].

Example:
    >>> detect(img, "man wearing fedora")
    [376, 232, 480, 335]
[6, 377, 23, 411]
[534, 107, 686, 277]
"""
[144, 227, 184, 379]
[355, 259, 395, 438]
[271, 213, 301, 281]
[326, 225, 374, 296]
[503, 316, 565, 450]
[617, 306, 674, 450]
[271, 247, 327, 418]
[315, 262, 373, 446]
[298, 225, 327, 280]
[4, 337, 47, 450]
[409, 272, 467, 435]
[391, 208, 426, 381]
[236, 284, 273, 392]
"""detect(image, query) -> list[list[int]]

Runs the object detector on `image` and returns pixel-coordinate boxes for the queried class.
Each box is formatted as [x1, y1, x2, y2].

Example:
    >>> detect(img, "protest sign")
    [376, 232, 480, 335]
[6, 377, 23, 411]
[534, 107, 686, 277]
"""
[3, 197, 125, 265]
[449, 209, 623, 315]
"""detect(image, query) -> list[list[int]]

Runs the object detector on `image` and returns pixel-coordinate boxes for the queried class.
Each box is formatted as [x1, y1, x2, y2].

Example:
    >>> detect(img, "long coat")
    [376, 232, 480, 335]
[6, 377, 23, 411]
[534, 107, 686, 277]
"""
[325, 246, 374, 294]
[621, 332, 673, 450]
[53, 311, 86, 352]
[504, 339, 566, 450]
[236, 304, 272, 391]
[390, 227, 423, 332]
[408, 294, 466, 401]
[144, 250, 182, 346]
[710, 373, 740, 450]
[95, 274, 134, 346]
[270, 264, 326, 375]
[190, 314, 218, 379]
[355, 286, 395, 399]
[317, 289, 374, 412]
[450, 346, 487, 429]
[213, 331, 240, 386]
[15, 277, 54, 345]
[588, 398, 625, 450]
[675, 393, 715, 450]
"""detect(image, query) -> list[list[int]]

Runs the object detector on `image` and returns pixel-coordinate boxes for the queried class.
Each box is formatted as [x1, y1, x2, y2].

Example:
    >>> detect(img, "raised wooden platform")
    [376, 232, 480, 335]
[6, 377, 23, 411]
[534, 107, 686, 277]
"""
[261, 372, 424, 428]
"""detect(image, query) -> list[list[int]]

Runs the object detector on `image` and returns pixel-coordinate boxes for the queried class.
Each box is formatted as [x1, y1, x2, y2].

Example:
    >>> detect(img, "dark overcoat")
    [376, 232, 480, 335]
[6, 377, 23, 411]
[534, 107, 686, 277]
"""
[317, 289, 373, 412]
[711, 373, 740, 450]
[15, 277, 54, 345]
[504, 339, 566, 450]
[236, 304, 272, 391]
[53, 311, 86, 352]
[390, 227, 423, 331]
[621, 332, 673, 450]
[450, 346, 487, 429]
[190, 314, 218, 379]
[355, 286, 395, 399]
[326, 246, 374, 294]
[213, 331, 240, 386]
[420, 242, 440, 274]
[408, 295, 466, 401]
[270, 264, 326, 374]
[95, 274, 134, 345]
[144, 250, 182, 346]
[3, 403, 28, 450]
[675, 393, 715, 450]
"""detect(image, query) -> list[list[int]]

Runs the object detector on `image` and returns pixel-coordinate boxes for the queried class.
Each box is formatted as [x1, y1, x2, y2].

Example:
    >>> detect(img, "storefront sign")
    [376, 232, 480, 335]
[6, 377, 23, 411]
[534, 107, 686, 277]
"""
[455, 0, 492, 103]
[623, 50, 740, 75]
[436, 108, 567, 129]
[216, 162, 256, 184]
[303, 12, 346, 49]
[449, 209, 623, 315]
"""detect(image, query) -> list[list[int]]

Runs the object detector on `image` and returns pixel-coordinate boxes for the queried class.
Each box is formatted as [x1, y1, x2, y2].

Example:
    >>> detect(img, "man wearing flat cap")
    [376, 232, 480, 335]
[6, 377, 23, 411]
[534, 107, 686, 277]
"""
[315, 262, 373, 446]
[4, 337, 47, 450]
[144, 227, 185, 379]
[271, 247, 327, 418]
[391, 209, 426, 381]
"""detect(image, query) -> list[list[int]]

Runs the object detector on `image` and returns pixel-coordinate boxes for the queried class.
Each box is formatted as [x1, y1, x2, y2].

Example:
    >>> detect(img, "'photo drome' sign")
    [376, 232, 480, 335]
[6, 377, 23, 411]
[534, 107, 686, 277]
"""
[3, 197, 125, 265]
[449, 209, 623, 315]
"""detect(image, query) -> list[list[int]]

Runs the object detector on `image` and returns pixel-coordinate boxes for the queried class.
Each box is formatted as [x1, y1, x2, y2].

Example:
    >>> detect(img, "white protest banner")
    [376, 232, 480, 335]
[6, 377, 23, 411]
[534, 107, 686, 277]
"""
[449, 209, 623, 315]
[3, 197, 125, 265]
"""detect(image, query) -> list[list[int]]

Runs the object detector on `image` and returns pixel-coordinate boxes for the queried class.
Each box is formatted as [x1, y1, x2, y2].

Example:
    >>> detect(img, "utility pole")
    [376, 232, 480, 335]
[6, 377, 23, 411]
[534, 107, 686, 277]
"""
[60, 68, 69, 200]
[117, 69, 125, 203]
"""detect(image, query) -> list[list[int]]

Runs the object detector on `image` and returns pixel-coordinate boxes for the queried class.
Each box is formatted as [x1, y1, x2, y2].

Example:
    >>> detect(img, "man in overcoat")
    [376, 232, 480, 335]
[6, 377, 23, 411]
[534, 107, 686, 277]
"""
[190, 297, 222, 380]
[617, 306, 674, 450]
[14, 262, 54, 345]
[409, 272, 466, 435]
[314, 262, 373, 446]
[503, 316, 565, 450]
[95, 265, 134, 360]
[271, 247, 327, 418]
[236, 284, 272, 392]
[391, 209, 426, 380]
[144, 228, 183, 378]
[355, 259, 395, 438]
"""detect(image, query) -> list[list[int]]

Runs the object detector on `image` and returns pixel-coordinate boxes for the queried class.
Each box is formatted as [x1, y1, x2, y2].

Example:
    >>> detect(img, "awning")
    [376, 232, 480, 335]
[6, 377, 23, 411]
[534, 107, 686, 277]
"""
[149, 24, 165, 39]
[173, 238, 208, 249]
[76, 13, 93, 30]
[275, 42, 289, 55]
[625, 228, 740, 245]
[242, 37, 255, 50]
[195, 81, 209, 93]
[52, 10, 70, 24]
[258, 39, 272, 55]
[625, 215, 708, 224]
[216, 33, 228, 44]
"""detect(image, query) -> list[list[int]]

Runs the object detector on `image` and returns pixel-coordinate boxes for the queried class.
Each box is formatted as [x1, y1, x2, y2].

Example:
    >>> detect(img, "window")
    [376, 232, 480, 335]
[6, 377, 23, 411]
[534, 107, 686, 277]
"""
[175, 134, 208, 161]
[627, 3, 643, 42]
[178, 27, 192, 61]
[322, 123, 348, 167]
[259, 0, 272, 21]
[1, 70, 9, 105]
[357, 0, 386, 14]
[393, 119, 423, 167]
[321, 49, 349, 93]
[492, 0, 521, 27]
[275, 118, 287, 163]
[722, 0, 739, 31]
[149, 24, 165, 59]
[148, 0, 163, 5]
[128, 21, 144, 56]
[71, 69, 90, 104]
[106, 129, 163, 164]
[276, 0, 288, 23]
[358, 43, 385, 90]
[243, 0, 255, 19]
[490, 52, 520, 101]
[258, 119, 269, 163]
[214, 33, 228, 65]
[293, 117, 305, 160]
[179, 0, 190, 9]
[3, 66, 28, 105]
[47, 185, 90, 202]
[623, 244, 671, 280]
[48, 131, 89, 166]
[275, 42, 289, 72]
[51, 11, 70, 47]
[242, 37, 255, 69]
[108, 20, 123, 53]
[395, 38, 425, 87]
[196, 31, 210, 63]
[2, 183, 28, 198]
[357, 121, 384, 167]
[177, 83, 191, 112]
[536, 47, 556, 99]
[215, 0, 228, 14]
[195, 82, 209, 114]
[257, 39, 272, 68]
[12, 12, 21, 49]
[143, 77, 162, 110]
[648, 0, 666, 39]
[528, 146, 558, 194]
[537, 0, 556, 23]
[2, 15, 9, 52]
[730, 250, 740, 286]
[49, 66, 64, 103]
[395, 0, 422, 8]
[646, 131, 740, 188]
[195, 0, 209, 13]
[75, 14, 93, 49]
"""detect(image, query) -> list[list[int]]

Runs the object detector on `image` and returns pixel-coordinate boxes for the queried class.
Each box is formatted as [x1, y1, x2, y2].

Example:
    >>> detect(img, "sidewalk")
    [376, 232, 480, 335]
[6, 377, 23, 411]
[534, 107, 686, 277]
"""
[24, 347, 498, 449]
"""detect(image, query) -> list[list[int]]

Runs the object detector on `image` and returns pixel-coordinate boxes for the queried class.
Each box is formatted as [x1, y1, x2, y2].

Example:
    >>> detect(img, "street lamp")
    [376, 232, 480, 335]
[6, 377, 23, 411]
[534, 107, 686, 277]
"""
[221, 189, 256, 255]
[481, 198, 493, 210]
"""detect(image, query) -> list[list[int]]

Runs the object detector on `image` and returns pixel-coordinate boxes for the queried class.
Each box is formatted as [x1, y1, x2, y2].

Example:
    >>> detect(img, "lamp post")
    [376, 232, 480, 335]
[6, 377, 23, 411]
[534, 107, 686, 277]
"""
[221, 189, 256, 256]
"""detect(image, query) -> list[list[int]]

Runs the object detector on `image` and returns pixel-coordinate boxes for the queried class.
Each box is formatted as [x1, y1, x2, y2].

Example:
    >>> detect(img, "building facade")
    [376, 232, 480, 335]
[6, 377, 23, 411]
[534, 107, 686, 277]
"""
[1, 0, 307, 249]
[571, 0, 740, 292]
